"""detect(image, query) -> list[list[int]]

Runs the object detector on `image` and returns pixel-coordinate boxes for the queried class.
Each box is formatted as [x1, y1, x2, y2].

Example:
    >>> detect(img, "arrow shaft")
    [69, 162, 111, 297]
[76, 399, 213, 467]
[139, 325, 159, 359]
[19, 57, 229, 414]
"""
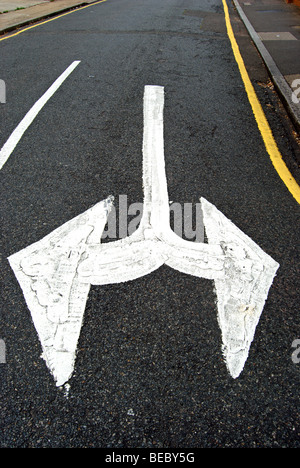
[77, 86, 227, 284]
[141, 85, 170, 232]
[140, 87, 226, 263]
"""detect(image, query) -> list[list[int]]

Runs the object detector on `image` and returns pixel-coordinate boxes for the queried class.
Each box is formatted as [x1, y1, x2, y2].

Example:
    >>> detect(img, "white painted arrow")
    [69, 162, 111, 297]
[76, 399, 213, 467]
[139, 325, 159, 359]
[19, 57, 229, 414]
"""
[8, 86, 279, 386]
[8, 197, 113, 386]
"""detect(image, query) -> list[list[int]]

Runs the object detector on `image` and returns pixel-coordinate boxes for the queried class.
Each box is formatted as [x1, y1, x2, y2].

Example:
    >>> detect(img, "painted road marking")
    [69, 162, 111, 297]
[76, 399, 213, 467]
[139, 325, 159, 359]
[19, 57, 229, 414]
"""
[1, 0, 298, 206]
[223, 0, 300, 205]
[9, 198, 113, 387]
[0, 61, 80, 171]
[8, 86, 279, 387]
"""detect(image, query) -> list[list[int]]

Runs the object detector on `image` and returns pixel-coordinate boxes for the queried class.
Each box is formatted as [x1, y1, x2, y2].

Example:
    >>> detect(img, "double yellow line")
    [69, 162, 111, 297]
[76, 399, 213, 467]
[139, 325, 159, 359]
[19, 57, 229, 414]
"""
[223, 0, 300, 204]
[1, 0, 299, 204]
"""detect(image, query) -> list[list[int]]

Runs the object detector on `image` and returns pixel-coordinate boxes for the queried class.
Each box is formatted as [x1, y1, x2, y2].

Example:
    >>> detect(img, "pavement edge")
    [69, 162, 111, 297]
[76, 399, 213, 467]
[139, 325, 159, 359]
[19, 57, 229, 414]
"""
[233, 0, 300, 133]
[0, 1, 97, 35]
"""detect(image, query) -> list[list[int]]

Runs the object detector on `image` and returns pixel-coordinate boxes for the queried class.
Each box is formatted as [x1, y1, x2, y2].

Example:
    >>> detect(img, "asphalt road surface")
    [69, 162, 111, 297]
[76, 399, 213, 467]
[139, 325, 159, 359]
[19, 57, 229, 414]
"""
[0, 0, 299, 449]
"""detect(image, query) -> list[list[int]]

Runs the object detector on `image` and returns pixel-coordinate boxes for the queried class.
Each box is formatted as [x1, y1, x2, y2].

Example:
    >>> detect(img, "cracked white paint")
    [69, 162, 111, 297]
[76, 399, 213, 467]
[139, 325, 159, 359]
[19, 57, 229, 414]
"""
[9, 198, 113, 386]
[8, 86, 279, 386]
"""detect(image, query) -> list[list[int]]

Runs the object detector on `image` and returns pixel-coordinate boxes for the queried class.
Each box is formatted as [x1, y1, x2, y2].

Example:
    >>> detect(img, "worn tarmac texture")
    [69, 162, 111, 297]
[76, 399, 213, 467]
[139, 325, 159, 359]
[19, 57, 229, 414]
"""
[0, 0, 299, 448]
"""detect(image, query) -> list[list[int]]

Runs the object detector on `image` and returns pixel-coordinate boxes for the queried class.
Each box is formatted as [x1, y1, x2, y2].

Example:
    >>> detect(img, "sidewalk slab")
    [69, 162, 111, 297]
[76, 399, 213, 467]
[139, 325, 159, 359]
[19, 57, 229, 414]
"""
[0, 1, 48, 14]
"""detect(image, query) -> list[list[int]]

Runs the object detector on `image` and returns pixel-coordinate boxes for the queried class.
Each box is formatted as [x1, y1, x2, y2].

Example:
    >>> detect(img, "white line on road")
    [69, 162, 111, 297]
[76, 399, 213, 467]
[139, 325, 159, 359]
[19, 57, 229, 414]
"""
[0, 60, 81, 171]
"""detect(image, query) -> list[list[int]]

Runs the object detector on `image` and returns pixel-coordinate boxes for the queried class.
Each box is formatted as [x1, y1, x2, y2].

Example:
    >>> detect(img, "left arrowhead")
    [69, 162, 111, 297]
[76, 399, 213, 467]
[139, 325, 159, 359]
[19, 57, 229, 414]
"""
[201, 198, 279, 379]
[8, 197, 113, 387]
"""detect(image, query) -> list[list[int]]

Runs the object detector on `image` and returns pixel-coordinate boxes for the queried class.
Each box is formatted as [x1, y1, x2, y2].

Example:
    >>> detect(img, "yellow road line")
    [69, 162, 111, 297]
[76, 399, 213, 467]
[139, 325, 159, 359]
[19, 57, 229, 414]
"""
[222, 0, 300, 205]
[1, 0, 299, 204]
[0, 0, 107, 42]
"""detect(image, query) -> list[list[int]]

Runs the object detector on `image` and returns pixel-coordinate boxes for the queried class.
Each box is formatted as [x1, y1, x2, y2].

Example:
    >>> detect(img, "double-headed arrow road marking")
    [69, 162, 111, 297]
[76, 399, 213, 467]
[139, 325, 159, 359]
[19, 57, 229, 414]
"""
[8, 86, 279, 387]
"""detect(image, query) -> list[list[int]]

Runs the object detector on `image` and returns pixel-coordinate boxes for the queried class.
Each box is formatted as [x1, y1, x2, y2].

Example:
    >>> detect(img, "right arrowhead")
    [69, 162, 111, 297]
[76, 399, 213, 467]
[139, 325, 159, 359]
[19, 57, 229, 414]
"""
[201, 198, 279, 378]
